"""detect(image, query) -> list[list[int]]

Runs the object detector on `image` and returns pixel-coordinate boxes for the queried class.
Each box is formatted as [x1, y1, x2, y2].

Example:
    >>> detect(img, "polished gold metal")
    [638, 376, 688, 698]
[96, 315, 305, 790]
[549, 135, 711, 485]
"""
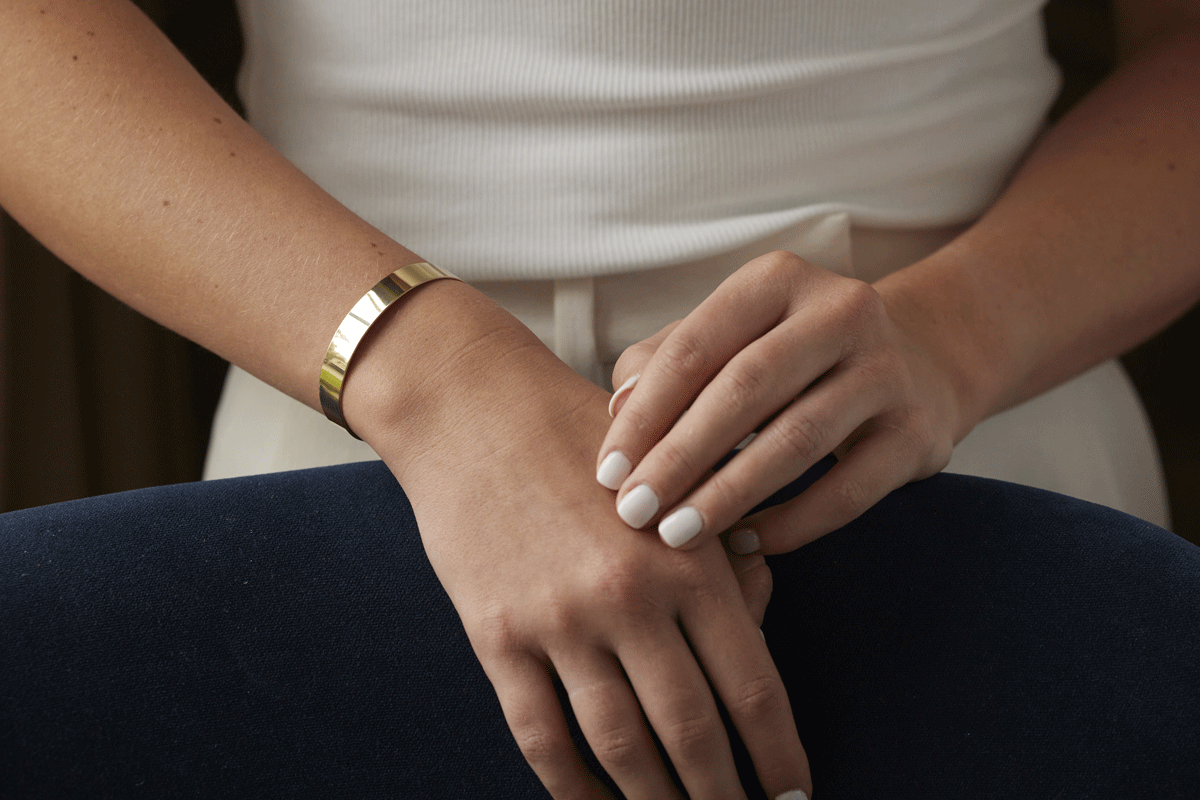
[319, 262, 459, 438]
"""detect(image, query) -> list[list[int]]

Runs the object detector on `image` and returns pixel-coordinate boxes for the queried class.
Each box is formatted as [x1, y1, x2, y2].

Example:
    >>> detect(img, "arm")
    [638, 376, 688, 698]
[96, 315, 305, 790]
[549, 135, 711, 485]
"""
[596, 0, 1200, 551]
[880, 0, 1200, 429]
[0, 2, 810, 797]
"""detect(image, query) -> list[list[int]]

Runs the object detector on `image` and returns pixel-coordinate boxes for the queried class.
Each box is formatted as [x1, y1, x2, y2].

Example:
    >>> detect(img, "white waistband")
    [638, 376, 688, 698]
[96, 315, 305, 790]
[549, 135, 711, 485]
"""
[476, 213, 964, 389]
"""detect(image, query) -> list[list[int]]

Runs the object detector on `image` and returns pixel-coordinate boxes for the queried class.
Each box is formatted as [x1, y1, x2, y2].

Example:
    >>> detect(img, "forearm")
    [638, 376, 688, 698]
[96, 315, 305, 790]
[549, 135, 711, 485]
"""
[875, 22, 1200, 436]
[0, 0, 520, 441]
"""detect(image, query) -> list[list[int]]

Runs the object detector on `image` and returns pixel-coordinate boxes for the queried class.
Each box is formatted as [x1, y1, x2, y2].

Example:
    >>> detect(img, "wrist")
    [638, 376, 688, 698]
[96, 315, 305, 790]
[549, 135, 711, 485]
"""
[873, 251, 1018, 442]
[336, 278, 604, 484]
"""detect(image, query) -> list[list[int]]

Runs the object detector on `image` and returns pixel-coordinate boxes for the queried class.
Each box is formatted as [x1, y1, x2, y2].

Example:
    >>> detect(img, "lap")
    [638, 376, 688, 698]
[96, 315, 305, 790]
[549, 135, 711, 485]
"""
[2, 462, 1197, 797]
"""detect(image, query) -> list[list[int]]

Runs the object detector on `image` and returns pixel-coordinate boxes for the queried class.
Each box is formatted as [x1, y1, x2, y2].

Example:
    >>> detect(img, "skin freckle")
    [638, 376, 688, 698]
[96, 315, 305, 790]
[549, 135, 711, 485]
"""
[162, 200, 170, 207]
[1168, 162, 1177, 171]
[213, 117, 223, 124]
[72, 55, 78, 61]
[230, 151, 236, 157]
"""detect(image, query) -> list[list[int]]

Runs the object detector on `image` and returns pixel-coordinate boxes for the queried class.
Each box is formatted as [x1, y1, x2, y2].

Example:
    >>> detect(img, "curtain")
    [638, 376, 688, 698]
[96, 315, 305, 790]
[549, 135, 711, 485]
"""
[0, 0, 237, 512]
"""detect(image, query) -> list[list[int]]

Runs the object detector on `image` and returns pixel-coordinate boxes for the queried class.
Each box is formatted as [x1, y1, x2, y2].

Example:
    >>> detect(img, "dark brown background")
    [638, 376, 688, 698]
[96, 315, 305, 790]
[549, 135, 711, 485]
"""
[3, 0, 1197, 543]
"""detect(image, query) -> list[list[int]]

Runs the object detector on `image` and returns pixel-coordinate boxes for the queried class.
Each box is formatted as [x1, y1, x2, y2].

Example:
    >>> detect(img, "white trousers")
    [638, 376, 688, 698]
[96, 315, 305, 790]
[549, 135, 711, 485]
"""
[205, 213, 1169, 529]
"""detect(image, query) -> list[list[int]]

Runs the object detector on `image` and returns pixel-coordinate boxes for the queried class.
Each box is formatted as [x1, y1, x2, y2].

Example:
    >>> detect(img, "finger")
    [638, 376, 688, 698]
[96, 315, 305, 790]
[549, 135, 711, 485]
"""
[655, 361, 887, 549]
[609, 321, 682, 418]
[615, 626, 749, 800]
[596, 253, 803, 498]
[739, 423, 944, 554]
[725, 549, 773, 626]
[554, 651, 682, 800]
[681, 578, 812, 800]
[491, 655, 614, 800]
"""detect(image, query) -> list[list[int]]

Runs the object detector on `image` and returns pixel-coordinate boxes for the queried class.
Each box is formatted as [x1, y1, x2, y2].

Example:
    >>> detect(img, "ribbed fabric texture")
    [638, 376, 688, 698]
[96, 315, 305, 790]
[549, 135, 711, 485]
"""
[237, 0, 1059, 280]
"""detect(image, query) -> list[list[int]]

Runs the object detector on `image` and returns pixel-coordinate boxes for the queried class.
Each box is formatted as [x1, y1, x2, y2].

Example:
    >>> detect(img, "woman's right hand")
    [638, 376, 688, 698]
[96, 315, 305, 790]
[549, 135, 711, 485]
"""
[354, 305, 811, 800]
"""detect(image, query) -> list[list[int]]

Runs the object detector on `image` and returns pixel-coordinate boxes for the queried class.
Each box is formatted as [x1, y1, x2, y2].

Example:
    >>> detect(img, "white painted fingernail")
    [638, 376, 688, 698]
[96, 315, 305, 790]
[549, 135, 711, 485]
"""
[617, 484, 659, 529]
[775, 792, 809, 800]
[607, 373, 640, 417]
[728, 529, 760, 555]
[596, 451, 632, 490]
[735, 432, 757, 450]
[658, 506, 704, 548]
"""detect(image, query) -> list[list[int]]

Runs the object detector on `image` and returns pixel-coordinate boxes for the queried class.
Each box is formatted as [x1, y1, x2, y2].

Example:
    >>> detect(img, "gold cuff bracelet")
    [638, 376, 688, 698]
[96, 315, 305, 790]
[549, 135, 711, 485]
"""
[319, 262, 459, 438]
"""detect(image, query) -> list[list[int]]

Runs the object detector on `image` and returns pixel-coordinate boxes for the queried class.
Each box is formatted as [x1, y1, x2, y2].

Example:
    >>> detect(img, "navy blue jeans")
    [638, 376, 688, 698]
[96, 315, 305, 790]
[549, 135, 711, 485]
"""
[2, 461, 1198, 798]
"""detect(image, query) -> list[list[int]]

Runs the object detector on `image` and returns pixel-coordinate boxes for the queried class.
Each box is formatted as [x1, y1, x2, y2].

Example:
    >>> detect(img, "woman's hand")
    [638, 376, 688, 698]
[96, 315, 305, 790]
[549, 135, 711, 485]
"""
[596, 250, 966, 555]
[359, 314, 810, 800]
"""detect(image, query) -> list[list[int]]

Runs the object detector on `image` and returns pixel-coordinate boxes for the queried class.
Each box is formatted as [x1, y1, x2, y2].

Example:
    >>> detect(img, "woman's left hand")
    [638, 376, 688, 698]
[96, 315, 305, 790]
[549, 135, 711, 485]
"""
[595, 250, 966, 554]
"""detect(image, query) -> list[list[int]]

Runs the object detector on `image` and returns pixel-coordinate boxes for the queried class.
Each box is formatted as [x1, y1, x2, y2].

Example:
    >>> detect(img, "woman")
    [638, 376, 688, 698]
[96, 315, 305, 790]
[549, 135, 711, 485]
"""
[1, 0, 1198, 797]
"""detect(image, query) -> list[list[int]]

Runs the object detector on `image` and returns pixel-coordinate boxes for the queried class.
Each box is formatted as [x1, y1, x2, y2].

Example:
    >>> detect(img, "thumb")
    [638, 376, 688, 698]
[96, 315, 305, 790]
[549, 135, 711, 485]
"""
[608, 319, 681, 417]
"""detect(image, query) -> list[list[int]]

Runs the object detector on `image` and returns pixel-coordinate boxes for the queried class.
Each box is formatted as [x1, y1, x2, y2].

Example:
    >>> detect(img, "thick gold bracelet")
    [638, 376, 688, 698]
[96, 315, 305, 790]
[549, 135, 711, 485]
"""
[319, 262, 459, 438]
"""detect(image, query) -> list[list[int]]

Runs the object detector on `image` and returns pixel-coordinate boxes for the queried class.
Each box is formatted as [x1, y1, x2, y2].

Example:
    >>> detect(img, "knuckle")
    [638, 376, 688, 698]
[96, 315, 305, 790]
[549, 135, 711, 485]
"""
[739, 557, 774, 602]
[717, 357, 773, 412]
[469, 602, 523, 659]
[584, 557, 651, 616]
[760, 249, 807, 277]
[901, 410, 953, 475]
[656, 328, 711, 382]
[850, 348, 900, 389]
[703, 469, 753, 517]
[616, 398, 659, 442]
[831, 278, 885, 332]
[513, 721, 569, 766]
[661, 713, 719, 762]
[747, 250, 809, 297]
[828, 474, 874, 525]
[589, 723, 644, 771]
[897, 408, 935, 452]
[771, 412, 828, 463]
[614, 342, 653, 382]
[652, 435, 700, 481]
[728, 675, 786, 720]
[928, 432, 955, 473]
[539, 593, 586, 638]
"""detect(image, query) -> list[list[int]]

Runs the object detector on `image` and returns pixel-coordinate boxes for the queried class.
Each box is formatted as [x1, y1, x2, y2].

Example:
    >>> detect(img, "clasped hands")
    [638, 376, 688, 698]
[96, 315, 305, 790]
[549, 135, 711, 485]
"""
[388, 251, 961, 800]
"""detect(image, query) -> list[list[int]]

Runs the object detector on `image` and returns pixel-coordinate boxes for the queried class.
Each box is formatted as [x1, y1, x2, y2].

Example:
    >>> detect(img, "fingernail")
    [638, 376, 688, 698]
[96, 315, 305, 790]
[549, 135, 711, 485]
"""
[608, 373, 640, 417]
[735, 432, 757, 450]
[728, 529, 760, 555]
[658, 506, 703, 548]
[776, 792, 809, 800]
[617, 484, 659, 529]
[596, 451, 632, 490]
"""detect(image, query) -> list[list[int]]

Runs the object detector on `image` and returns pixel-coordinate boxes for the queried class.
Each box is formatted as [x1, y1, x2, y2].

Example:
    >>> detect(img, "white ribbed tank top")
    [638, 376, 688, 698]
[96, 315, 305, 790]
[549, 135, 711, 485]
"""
[236, 0, 1060, 281]
[213, 0, 1169, 527]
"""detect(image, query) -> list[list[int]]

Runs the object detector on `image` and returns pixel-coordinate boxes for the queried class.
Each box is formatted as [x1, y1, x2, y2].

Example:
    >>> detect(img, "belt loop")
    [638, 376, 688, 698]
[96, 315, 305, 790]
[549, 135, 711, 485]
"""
[552, 277, 603, 386]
